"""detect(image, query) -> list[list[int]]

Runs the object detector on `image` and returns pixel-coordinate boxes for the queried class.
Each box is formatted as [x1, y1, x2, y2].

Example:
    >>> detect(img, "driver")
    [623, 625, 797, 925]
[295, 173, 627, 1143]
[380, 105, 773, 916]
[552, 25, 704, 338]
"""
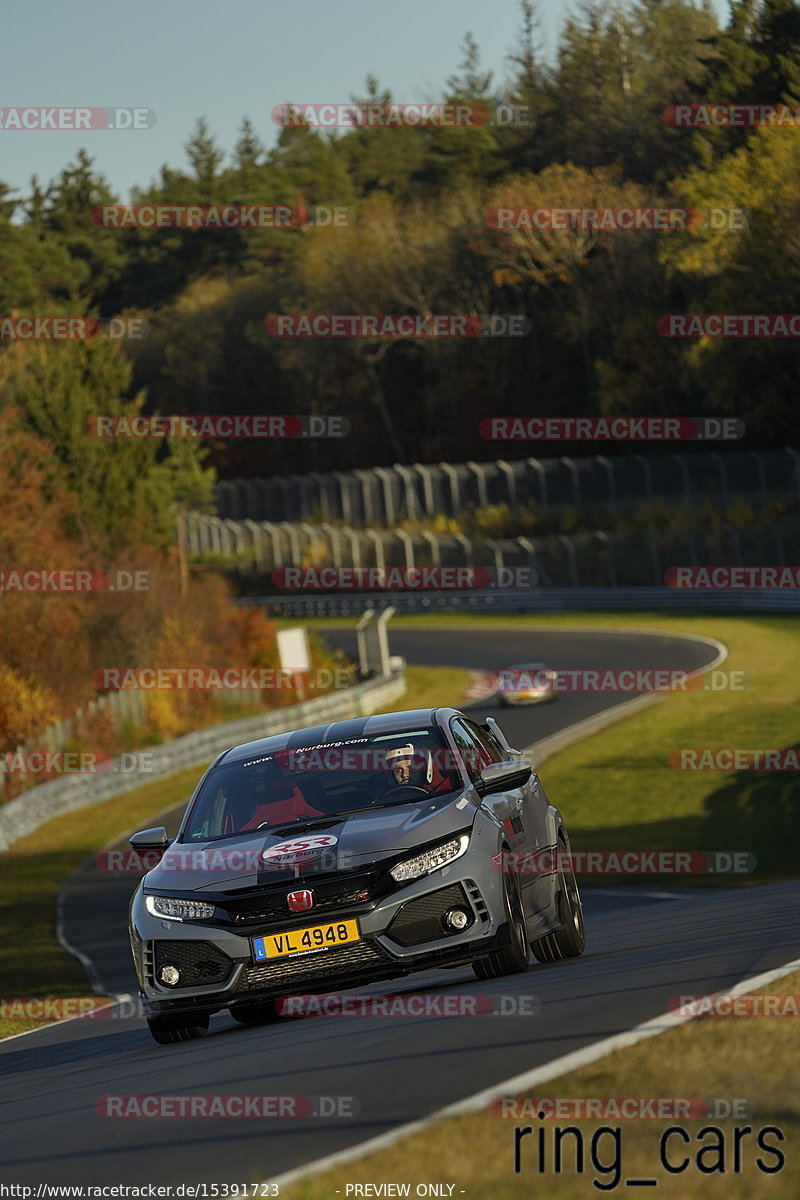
[384, 743, 433, 792]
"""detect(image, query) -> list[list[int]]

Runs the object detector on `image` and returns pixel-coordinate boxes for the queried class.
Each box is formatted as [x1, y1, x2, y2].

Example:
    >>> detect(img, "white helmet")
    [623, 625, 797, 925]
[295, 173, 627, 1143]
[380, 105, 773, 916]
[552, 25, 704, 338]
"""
[384, 743, 433, 787]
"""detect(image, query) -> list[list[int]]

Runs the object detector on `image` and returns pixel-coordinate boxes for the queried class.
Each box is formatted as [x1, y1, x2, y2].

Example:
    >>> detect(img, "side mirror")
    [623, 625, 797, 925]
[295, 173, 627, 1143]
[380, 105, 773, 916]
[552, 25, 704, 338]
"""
[129, 827, 172, 850]
[476, 760, 532, 796]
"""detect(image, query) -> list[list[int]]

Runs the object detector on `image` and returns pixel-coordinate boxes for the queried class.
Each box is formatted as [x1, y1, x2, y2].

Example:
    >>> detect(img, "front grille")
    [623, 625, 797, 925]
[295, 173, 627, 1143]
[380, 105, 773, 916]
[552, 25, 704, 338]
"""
[237, 940, 393, 991]
[221, 871, 382, 927]
[152, 940, 233, 988]
[387, 884, 472, 946]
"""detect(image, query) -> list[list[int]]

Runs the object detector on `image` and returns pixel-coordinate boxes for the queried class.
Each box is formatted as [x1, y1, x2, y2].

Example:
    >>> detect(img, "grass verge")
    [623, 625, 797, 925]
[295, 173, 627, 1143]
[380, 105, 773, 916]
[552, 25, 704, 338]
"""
[280, 968, 800, 1200]
[0, 665, 471, 1039]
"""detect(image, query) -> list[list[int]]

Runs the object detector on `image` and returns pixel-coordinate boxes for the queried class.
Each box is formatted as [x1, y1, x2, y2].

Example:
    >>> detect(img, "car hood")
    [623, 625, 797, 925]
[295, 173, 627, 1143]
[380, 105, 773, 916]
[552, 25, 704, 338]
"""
[142, 791, 475, 894]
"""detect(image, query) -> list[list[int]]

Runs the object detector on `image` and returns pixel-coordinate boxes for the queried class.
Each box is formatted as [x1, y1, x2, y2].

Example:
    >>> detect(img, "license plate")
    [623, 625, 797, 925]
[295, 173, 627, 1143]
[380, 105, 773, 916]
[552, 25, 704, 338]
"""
[252, 919, 360, 962]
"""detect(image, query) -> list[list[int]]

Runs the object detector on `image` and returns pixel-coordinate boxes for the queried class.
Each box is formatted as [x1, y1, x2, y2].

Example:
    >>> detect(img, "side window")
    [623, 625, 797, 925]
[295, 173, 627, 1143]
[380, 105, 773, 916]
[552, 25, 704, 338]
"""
[450, 718, 491, 782]
[466, 720, 505, 764]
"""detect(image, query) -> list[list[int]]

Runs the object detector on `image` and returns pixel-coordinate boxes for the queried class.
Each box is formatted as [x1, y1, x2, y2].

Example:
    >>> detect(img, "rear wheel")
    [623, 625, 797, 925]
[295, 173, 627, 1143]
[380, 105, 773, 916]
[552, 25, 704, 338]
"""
[473, 863, 529, 979]
[229, 999, 281, 1025]
[531, 837, 586, 963]
[146, 1013, 210, 1045]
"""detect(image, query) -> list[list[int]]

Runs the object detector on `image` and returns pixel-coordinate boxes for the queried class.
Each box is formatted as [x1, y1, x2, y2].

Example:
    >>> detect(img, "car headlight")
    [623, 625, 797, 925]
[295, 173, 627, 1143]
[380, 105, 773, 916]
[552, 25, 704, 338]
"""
[145, 895, 215, 922]
[390, 834, 470, 883]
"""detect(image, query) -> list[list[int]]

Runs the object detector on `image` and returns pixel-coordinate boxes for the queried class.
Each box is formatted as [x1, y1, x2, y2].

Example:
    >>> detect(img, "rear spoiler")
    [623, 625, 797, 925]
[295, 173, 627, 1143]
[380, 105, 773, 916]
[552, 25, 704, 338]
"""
[482, 716, 523, 759]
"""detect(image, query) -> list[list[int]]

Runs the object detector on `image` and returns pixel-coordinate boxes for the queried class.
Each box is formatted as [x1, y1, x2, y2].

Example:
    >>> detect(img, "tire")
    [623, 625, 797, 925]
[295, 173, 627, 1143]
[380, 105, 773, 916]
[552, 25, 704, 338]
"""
[229, 999, 281, 1025]
[531, 836, 586, 963]
[473, 861, 530, 980]
[146, 1013, 210, 1045]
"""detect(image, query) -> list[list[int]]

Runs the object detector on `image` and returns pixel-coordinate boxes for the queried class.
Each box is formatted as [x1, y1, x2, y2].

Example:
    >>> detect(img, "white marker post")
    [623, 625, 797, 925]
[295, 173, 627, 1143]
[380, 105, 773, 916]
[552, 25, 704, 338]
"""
[277, 626, 311, 702]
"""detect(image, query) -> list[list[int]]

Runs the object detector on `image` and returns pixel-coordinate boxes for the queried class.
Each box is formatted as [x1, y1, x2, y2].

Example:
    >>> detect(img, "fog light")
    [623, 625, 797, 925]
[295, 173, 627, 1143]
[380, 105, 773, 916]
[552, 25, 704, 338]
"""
[444, 908, 470, 931]
[159, 964, 180, 986]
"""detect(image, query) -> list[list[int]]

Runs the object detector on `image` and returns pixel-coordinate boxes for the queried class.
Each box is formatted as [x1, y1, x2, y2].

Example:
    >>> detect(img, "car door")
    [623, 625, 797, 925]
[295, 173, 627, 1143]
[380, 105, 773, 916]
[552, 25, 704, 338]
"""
[463, 718, 556, 925]
[449, 716, 532, 914]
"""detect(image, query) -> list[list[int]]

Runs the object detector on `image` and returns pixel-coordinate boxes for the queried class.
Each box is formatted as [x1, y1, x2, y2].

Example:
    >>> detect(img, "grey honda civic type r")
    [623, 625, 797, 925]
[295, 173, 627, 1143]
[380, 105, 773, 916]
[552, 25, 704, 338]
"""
[128, 707, 586, 1044]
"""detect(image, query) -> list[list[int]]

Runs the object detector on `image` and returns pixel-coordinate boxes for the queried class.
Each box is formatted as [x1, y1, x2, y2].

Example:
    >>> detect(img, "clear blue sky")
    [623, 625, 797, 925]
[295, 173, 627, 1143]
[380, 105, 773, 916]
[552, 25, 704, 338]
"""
[3, 0, 731, 202]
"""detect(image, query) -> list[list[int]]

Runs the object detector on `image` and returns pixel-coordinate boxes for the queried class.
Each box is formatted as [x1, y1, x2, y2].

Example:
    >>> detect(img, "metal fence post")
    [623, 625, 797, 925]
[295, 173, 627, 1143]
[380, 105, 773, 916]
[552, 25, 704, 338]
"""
[439, 462, 461, 513]
[632, 454, 653, 502]
[413, 463, 436, 517]
[354, 470, 377, 524]
[356, 610, 375, 677]
[341, 525, 362, 568]
[365, 529, 386, 569]
[374, 467, 398, 525]
[496, 460, 517, 508]
[595, 455, 616, 504]
[376, 606, 396, 676]
[560, 457, 581, 508]
[466, 461, 489, 508]
[395, 464, 421, 521]
[559, 535, 579, 587]
[420, 530, 441, 566]
[396, 529, 415, 570]
[321, 523, 343, 567]
[526, 458, 549, 510]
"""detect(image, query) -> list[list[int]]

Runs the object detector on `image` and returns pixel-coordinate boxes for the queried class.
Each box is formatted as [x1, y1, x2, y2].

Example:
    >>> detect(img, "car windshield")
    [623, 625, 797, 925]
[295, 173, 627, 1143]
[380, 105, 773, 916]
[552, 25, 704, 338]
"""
[180, 727, 462, 842]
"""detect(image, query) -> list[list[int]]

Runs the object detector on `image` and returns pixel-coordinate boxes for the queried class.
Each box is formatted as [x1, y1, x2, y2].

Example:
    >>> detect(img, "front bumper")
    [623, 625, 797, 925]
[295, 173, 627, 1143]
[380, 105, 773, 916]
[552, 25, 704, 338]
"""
[130, 841, 511, 1018]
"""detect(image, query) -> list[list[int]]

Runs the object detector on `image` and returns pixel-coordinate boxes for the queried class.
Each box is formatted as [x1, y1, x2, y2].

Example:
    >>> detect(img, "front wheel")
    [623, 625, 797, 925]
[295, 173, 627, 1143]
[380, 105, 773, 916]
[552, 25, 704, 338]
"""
[531, 844, 586, 963]
[146, 1013, 210, 1045]
[473, 865, 530, 980]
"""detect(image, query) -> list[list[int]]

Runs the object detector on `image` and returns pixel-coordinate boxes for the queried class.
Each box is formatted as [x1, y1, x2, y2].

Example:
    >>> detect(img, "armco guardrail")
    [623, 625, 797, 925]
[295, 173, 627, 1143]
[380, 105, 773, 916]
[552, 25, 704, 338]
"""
[239, 587, 800, 618]
[0, 671, 406, 854]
